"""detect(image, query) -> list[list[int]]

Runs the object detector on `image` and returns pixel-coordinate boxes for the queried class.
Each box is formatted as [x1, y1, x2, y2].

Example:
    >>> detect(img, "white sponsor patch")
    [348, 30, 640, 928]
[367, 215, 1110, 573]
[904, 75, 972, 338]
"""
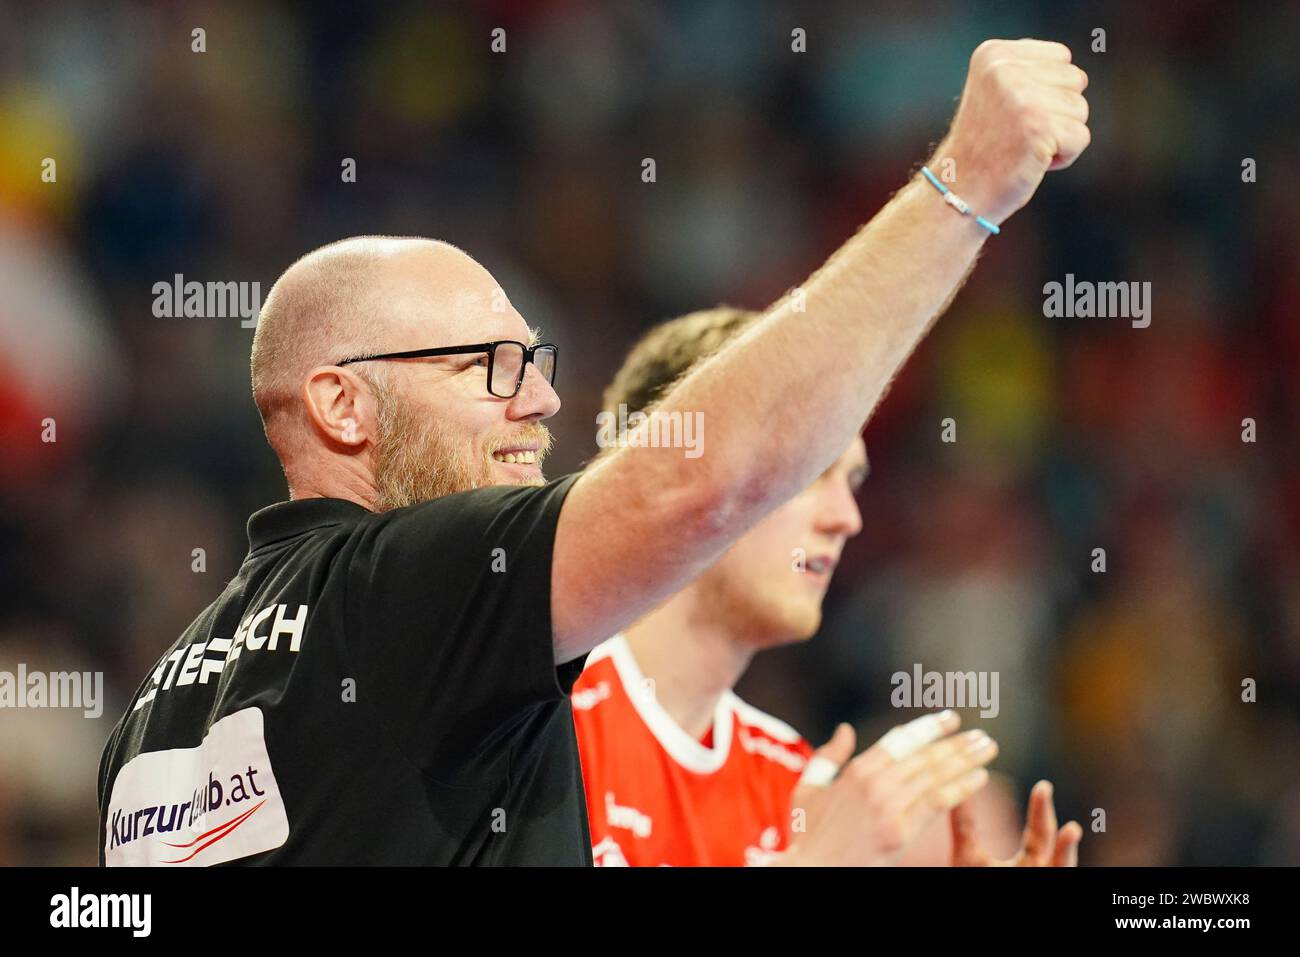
[104, 707, 289, 866]
[737, 726, 807, 771]
[591, 836, 629, 867]
[571, 680, 612, 711]
[604, 791, 653, 838]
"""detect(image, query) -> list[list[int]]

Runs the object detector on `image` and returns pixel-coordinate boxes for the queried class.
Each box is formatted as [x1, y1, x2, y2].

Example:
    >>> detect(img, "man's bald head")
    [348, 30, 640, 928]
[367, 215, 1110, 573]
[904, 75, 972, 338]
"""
[250, 235, 559, 506]
[253, 236, 472, 432]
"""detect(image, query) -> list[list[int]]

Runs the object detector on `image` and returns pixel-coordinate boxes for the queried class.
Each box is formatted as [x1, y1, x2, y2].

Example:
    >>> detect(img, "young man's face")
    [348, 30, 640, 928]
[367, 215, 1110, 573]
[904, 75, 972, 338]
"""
[694, 436, 867, 647]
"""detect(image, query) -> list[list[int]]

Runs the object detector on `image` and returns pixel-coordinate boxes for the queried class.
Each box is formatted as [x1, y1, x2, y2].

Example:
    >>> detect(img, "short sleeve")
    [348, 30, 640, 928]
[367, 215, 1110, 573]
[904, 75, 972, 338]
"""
[342, 474, 585, 773]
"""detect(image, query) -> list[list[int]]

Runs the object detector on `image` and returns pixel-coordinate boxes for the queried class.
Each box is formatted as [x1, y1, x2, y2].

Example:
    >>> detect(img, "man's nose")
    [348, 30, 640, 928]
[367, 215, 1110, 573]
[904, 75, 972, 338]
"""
[817, 483, 863, 538]
[508, 361, 562, 420]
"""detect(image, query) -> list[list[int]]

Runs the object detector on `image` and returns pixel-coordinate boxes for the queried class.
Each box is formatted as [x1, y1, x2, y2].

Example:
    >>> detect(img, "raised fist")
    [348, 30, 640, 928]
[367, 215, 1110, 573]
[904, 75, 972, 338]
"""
[932, 39, 1091, 227]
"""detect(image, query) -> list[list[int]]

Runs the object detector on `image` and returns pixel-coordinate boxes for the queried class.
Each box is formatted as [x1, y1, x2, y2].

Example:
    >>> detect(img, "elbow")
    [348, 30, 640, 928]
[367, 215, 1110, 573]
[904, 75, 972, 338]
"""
[604, 443, 784, 553]
[670, 458, 779, 545]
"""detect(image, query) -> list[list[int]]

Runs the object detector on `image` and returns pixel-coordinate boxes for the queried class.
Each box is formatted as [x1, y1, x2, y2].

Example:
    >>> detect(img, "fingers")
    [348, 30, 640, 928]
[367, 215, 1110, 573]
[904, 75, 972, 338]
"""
[949, 800, 990, 867]
[996, 47, 1091, 172]
[894, 730, 997, 800]
[974, 38, 1071, 66]
[824, 721, 857, 761]
[1030, 85, 1090, 123]
[798, 722, 856, 789]
[851, 718, 995, 821]
[904, 754, 993, 832]
[915, 767, 990, 821]
[1049, 116, 1091, 170]
[1016, 69, 1089, 170]
[1012, 38, 1073, 62]
[1021, 780, 1059, 865]
[797, 714, 995, 865]
[1053, 821, 1083, 867]
[878, 709, 959, 760]
[1016, 60, 1089, 92]
[854, 709, 961, 777]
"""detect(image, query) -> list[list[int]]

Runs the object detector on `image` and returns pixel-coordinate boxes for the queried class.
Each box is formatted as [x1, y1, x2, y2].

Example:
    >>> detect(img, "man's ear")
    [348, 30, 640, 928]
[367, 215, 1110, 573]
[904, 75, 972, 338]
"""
[303, 366, 376, 449]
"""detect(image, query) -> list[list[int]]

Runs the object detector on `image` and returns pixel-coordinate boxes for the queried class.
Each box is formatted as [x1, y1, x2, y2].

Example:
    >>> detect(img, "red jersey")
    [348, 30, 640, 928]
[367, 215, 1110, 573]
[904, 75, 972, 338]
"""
[572, 635, 814, 866]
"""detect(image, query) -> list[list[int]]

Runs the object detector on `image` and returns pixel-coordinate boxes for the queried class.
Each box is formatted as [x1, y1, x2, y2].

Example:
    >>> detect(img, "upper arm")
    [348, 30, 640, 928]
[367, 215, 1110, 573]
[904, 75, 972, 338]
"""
[550, 445, 738, 663]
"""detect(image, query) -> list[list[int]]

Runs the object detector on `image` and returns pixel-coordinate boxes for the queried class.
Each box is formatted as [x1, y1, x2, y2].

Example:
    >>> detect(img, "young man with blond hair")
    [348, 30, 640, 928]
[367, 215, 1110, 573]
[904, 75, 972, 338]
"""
[575, 307, 1083, 867]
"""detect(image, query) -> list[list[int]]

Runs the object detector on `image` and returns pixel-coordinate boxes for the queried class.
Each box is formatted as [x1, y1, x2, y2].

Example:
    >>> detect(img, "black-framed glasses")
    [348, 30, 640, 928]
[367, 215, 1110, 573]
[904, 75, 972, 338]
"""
[337, 340, 558, 399]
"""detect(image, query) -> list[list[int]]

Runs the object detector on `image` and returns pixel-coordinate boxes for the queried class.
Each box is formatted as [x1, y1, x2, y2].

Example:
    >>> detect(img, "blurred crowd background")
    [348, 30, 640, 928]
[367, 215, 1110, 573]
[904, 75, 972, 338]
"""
[2, 0, 1299, 866]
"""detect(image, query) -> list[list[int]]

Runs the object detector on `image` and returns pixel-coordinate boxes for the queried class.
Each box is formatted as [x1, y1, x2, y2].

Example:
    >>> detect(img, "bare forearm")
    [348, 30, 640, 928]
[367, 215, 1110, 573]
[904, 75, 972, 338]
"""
[654, 172, 986, 519]
[554, 172, 985, 658]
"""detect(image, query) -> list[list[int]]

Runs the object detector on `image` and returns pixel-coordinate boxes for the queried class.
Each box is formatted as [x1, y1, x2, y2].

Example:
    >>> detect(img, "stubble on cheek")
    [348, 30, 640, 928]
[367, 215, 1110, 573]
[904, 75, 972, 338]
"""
[370, 393, 551, 509]
[370, 394, 483, 511]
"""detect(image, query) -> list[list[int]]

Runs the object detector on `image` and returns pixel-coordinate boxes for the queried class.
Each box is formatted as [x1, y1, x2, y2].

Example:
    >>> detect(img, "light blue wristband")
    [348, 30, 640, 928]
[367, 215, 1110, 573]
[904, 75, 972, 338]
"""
[919, 166, 1000, 235]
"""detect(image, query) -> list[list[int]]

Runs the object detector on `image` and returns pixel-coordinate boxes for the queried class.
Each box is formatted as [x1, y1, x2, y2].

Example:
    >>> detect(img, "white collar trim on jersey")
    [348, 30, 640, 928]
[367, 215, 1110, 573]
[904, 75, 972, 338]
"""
[601, 634, 734, 775]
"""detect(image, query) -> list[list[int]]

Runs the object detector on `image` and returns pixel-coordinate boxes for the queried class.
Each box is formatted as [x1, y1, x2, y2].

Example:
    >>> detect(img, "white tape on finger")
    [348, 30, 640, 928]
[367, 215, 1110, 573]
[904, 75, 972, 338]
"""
[877, 710, 953, 761]
[797, 755, 840, 789]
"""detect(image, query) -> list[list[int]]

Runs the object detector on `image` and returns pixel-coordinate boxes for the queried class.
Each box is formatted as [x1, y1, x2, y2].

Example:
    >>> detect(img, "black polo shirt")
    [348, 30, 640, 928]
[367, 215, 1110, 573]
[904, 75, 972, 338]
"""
[96, 474, 591, 865]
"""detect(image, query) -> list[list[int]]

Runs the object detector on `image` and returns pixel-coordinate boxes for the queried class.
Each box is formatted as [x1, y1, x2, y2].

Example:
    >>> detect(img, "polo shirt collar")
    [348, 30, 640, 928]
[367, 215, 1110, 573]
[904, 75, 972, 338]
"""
[247, 497, 370, 551]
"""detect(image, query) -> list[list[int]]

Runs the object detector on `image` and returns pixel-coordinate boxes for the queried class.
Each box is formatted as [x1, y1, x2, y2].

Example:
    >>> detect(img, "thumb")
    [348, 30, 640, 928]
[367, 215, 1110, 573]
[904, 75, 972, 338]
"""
[818, 722, 857, 764]
[797, 723, 856, 789]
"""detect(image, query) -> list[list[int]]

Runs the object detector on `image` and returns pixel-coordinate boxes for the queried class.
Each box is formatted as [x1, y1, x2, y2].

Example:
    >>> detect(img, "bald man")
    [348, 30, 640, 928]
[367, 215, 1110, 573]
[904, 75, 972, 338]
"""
[97, 39, 1090, 865]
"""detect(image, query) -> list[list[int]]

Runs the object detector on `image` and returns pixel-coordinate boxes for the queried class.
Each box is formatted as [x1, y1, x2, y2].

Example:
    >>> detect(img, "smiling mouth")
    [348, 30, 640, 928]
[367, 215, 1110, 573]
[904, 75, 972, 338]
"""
[805, 555, 837, 575]
[491, 449, 539, 465]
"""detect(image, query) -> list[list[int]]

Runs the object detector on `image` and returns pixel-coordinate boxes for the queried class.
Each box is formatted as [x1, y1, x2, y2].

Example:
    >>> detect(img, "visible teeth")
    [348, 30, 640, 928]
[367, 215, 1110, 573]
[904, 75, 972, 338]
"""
[493, 450, 537, 465]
